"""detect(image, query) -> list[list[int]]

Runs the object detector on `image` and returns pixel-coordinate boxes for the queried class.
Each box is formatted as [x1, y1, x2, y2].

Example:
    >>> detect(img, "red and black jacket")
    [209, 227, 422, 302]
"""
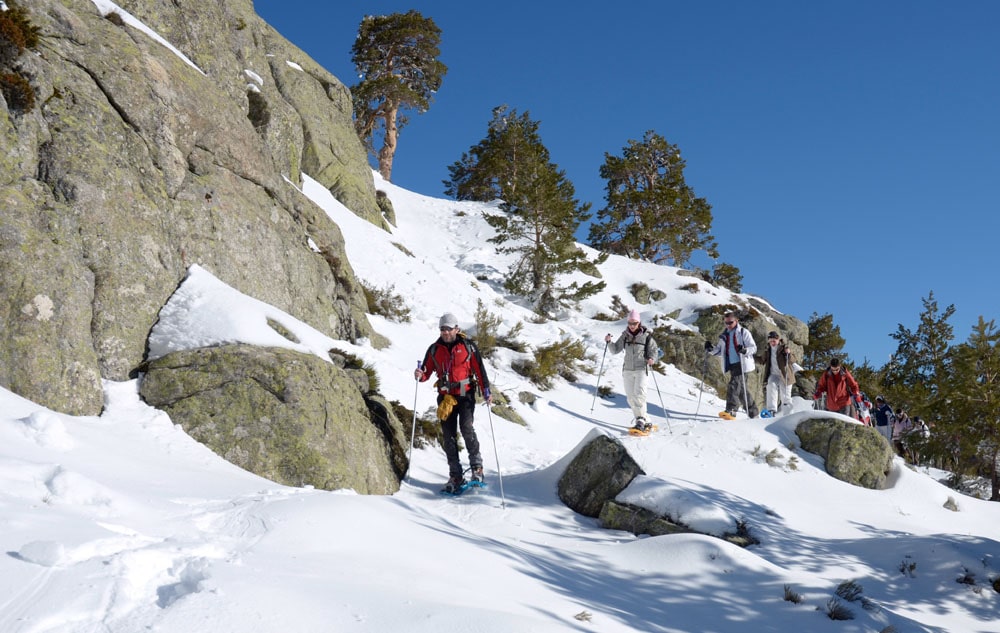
[419, 334, 491, 398]
[814, 367, 860, 411]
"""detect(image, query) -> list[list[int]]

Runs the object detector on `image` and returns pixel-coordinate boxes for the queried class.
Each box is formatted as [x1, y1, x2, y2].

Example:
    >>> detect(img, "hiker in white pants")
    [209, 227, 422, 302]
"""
[605, 309, 659, 432]
[761, 331, 795, 416]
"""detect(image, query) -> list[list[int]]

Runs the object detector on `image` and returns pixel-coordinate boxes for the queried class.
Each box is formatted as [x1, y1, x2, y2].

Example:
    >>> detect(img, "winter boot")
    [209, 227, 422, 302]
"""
[759, 409, 773, 419]
[632, 417, 650, 432]
[470, 466, 485, 484]
[443, 474, 466, 494]
[718, 411, 736, 421]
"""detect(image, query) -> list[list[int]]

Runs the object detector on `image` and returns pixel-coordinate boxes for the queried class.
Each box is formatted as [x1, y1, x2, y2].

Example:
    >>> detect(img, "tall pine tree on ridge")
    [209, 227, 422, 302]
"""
[588, 130, 717, 268]
[444, 106, 604, 314]
[350, 11, 446, 182]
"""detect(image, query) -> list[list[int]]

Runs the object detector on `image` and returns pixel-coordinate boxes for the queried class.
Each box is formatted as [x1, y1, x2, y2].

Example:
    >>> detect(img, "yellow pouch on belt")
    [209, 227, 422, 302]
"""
[437, 394, 457, 421]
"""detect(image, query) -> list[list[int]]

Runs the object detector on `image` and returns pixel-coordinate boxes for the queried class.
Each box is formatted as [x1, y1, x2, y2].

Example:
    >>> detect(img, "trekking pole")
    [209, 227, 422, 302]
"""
[649, 365, 672, 434]
[484, 402, 507, 509]
[406, 360, 421, 483]
[694, 347, 709, 420]
[590, 340, 609, 413]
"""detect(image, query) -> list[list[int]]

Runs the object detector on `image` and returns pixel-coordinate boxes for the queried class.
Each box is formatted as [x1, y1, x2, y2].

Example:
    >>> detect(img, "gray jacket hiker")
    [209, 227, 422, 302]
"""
[605, 310, 659, 427]
[608, 325, 659, 370]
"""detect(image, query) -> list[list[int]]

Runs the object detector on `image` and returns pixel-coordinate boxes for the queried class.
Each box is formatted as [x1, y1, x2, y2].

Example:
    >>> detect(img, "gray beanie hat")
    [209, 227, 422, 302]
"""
[439, 313, 459, 329]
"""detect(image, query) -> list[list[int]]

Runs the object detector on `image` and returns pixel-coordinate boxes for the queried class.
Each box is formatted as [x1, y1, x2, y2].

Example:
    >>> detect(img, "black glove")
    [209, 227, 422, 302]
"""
[704, 341, 713, 351]
[737, 345, 746, 354]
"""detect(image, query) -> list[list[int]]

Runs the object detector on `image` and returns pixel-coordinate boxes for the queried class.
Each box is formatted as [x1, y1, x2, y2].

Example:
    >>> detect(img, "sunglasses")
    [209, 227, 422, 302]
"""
[724, 320, 735, 325]
[627, 321, 640, 326]
[439, 326, 455, 332]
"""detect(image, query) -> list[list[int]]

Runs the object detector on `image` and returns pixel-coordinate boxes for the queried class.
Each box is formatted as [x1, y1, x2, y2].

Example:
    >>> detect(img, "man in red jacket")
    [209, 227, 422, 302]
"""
[813, 358, 862, 418]
[414, 313, 493, 493]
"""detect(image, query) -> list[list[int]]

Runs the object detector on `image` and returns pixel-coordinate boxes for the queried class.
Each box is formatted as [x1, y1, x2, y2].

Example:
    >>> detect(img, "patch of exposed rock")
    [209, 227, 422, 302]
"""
[796, 416, 894, 489]
[139, 344, 405, 494]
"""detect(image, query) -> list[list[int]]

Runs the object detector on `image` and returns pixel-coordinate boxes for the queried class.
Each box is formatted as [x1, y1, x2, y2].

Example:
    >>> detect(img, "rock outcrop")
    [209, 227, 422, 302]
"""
[1, 0, 381, 415]
[139, 344, 405, 494]
[0, 0, 409, 494]
[557, 434, 644, 517]
[558, 434, 758, 546]
[796, 416, 894, 489]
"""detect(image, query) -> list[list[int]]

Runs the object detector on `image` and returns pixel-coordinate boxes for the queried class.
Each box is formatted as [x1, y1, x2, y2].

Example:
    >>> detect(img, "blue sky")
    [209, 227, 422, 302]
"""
[255, 1, 1000, 366]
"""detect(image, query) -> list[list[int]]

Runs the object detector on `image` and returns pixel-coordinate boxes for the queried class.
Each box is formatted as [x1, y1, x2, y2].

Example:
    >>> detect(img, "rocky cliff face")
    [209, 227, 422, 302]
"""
[1, 0, 383, 414]
[1, 0, 406, 493]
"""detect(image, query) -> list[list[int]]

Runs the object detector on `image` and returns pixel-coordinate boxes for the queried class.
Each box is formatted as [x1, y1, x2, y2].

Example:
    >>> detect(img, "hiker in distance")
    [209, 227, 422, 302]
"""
[759, 330, 795, 418]
[872, 395, 895, 444]
[892, 407, 913, 458]
[414, 313, 493, 494]
[604, 309, 659, 433]
[705, 311, 759, 420]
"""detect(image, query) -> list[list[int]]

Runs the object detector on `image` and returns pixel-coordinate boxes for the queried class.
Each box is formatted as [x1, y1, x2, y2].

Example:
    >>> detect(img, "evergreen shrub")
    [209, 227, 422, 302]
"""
[0, 71, 34, 113]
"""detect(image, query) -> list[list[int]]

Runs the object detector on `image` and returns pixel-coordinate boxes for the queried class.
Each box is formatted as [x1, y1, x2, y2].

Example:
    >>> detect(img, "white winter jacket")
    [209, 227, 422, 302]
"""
[708, 325, 757, 374]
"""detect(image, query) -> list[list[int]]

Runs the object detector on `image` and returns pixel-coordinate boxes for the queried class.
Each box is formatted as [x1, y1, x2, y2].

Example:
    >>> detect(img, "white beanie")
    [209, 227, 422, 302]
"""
[439, 313, 459, 329]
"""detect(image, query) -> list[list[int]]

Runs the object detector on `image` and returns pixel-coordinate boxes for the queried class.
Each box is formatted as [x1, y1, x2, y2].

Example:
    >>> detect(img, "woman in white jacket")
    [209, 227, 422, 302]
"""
[705, 311, 758, 419]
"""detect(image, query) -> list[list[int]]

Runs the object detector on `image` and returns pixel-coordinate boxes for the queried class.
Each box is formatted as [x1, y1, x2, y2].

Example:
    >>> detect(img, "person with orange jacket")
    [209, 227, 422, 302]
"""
[414, 313, 493, 493]
[813, 358, 862, 417]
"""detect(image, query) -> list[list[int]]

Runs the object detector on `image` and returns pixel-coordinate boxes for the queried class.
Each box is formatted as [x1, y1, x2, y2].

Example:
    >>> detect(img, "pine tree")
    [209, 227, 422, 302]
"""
[711, 262, 743, 292]
[937, 317, 1000, 499]
[587, 130, 718, 267]
[803, 312, 846, 373]
[350, 11, 446, 181]
[850, 360, 882, 401]
[444, 106, 604, 313]
[881, 291, 954, 409]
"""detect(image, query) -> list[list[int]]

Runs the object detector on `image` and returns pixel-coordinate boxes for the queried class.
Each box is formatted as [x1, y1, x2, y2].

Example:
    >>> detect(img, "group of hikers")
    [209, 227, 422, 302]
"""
[601, 309, 793, 433]
[810, 353, 930, 462]
[603, 309, 931, 460]
[414, 309, 930, 492]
